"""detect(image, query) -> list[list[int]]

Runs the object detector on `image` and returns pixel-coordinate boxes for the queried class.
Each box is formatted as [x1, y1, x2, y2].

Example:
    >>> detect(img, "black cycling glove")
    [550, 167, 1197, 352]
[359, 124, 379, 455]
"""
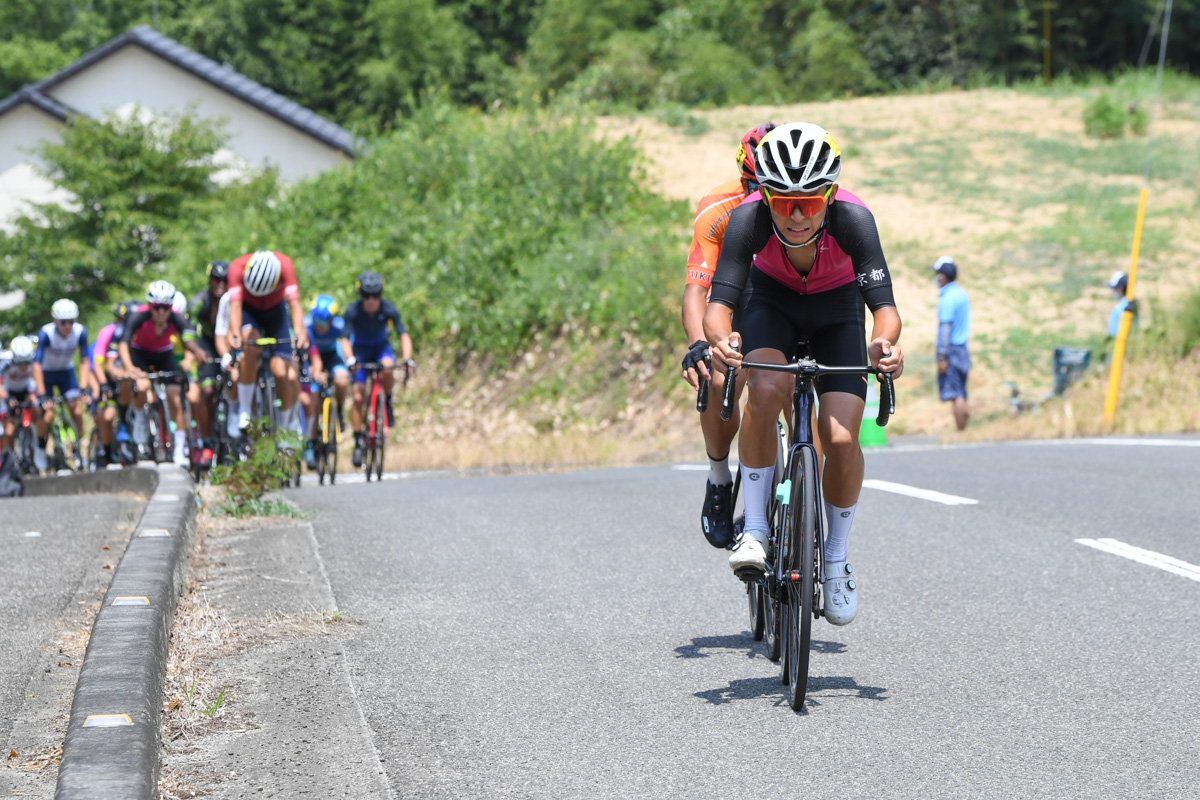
[681, 339, 710, 373]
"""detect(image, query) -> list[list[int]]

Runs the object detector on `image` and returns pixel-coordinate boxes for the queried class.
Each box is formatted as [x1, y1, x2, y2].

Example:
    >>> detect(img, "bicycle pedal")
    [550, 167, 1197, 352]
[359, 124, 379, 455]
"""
[734, 566, 766, 583]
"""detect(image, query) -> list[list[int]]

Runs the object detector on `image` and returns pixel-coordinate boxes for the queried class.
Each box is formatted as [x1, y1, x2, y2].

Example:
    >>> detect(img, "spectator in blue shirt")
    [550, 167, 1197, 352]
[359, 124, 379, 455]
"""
[932, 256, 970, 431]
[1106, 271, 1136, 340]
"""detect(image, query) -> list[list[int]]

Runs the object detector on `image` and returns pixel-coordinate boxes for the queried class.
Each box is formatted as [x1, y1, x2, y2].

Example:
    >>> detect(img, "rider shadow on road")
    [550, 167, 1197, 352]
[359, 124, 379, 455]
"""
[680, 636, 887, 709]
[675, 635, 847, 661]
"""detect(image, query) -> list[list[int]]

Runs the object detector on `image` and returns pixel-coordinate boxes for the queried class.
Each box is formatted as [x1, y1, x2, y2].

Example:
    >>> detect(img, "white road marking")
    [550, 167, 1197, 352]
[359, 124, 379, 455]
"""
[861, 479, 979, 505]
[1075, 538, 1200, 582]
[1046, 438, 1200, 448]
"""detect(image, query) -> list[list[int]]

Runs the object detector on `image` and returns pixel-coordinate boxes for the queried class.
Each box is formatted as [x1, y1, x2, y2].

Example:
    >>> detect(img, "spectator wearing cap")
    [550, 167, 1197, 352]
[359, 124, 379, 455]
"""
[1106, 271, 1136, 339]
[932, 256, 970, 431]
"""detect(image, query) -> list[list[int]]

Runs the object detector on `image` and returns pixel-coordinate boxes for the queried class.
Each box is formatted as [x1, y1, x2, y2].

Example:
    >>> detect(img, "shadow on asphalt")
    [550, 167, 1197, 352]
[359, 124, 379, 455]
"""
[692, 673, 889, 708]
[681, 636, 888, 708]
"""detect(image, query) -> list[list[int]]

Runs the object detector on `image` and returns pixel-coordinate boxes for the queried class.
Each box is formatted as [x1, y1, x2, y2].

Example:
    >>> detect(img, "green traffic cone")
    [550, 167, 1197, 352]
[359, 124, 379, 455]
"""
[860, 383, 888, 448]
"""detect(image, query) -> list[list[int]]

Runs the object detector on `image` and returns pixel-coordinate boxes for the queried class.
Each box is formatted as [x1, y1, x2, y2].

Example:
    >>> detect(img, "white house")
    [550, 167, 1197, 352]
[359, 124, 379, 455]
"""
[0, 25, 356, 231]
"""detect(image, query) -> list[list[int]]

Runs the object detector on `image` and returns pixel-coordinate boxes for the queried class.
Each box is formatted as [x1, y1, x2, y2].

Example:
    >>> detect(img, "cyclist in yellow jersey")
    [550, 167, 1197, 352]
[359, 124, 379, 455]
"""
[681, 124, 775, 549]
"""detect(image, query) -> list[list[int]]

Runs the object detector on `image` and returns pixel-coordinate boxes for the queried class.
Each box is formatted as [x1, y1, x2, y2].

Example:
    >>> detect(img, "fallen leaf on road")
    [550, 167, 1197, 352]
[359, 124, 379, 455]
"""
[7, 749, 16, 759]
[57, 662, 73, 667]
[102, 545, 110, 550]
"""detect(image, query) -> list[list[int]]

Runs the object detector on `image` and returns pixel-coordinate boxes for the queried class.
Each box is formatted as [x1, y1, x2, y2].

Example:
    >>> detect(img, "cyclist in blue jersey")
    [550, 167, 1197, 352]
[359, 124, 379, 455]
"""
[300, 294, 351, 469]
[343, 272, 414, 468]
[33, 299, 93, 472]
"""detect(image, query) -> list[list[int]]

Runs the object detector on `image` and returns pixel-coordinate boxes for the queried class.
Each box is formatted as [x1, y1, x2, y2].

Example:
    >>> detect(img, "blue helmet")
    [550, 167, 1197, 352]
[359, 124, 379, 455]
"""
[310, 294, 338, 326]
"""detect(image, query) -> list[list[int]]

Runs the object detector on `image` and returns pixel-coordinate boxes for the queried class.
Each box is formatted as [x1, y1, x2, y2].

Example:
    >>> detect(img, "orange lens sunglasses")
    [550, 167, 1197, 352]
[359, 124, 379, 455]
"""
[762, 185, 835, 218]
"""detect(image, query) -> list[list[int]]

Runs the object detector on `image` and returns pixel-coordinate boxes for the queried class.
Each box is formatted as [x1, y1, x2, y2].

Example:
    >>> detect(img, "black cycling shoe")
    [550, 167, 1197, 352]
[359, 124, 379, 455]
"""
[352, 433, 365, 468]
[701, 480, 735, 548]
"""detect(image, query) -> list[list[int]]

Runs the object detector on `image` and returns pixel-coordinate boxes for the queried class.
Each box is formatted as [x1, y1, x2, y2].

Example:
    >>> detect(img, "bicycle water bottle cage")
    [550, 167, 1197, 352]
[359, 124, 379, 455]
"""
[776, 480, 792, 505]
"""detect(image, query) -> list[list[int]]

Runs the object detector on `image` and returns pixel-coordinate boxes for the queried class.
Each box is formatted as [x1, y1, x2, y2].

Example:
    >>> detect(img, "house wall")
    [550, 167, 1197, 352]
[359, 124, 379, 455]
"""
[0, 105, 72, 229]
[48, 45, 348, 182]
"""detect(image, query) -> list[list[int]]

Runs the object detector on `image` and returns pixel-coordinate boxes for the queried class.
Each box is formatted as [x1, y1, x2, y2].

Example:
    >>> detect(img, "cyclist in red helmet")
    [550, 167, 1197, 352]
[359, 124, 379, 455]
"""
[681, 123, 775, 549]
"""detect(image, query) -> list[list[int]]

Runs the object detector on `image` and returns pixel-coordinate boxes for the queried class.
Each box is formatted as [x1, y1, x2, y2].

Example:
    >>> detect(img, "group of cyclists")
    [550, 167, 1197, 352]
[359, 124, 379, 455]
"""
[4, 119, 903, 620]
[680, 121, 905, 626]
[0, 251, 414, 477]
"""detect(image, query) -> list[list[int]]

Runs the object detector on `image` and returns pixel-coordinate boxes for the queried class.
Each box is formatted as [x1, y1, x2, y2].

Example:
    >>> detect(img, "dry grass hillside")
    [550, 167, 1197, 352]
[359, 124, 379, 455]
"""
[386, 87, 1200, 472]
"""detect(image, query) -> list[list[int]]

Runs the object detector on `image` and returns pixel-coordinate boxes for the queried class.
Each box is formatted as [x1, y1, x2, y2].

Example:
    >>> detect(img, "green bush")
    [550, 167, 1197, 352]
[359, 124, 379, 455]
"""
[1083, 93, 1126, 139]
[167, 99, 688, 363]
[210, 423, 302, 515]
[1174, 286, 1200, 357]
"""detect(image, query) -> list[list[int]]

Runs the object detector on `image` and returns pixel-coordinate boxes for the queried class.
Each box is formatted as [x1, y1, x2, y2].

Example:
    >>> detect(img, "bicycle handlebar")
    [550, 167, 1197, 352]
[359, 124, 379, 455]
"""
[719, 358, 897, 428]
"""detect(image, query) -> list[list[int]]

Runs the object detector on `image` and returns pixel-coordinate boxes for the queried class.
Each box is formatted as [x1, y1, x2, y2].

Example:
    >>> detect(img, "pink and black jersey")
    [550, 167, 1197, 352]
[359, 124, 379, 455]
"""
[120, 308, 195, 353]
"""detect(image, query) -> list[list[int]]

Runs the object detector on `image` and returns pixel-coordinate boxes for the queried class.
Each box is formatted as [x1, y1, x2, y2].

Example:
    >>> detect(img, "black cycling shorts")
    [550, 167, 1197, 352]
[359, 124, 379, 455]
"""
[738, 270, 869, 399]
[130, 349, 186, 387]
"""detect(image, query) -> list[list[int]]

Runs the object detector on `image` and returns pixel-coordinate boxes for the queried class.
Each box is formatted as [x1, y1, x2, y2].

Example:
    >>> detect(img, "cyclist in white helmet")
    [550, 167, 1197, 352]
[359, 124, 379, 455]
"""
[1, 336, 39, 455]
[32, 298, 93, 471]
[226, 250, 308, 437]
[119, 280, 209, 464]
[705, 122, 904, 627]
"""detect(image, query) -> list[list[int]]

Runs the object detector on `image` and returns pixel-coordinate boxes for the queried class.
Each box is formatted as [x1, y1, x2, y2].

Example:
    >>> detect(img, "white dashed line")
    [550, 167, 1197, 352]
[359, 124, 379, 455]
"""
[1075, 538, 1200, 583]
[861, 479, 979, 506]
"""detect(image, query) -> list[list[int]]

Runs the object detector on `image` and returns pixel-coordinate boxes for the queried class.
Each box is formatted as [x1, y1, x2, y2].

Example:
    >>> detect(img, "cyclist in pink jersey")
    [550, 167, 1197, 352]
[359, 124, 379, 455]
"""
[120, 281, 208, 461]
[705, 123, 904, 627]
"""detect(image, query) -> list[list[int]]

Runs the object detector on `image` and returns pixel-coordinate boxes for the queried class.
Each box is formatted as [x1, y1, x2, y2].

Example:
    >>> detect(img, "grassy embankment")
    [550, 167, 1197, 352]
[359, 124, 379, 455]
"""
[180, 73, 1200, 471]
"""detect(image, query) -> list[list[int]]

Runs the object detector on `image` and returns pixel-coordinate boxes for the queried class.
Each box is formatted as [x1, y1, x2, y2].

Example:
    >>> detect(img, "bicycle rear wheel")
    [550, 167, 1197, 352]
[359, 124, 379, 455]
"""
[783, 445, 819, 712]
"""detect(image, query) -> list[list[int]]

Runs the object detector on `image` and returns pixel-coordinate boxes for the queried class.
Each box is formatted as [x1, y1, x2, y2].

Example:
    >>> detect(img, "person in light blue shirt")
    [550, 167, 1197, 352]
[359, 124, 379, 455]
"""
[932, 256, 970, 431]
[1106, 271, 1136, 340]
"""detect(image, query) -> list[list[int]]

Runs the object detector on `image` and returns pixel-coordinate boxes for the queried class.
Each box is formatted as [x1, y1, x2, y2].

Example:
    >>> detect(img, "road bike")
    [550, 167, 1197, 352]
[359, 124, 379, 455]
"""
[5, 398, 41, 476]
[239, 338, 301, 487]
[311, 373, 341, 485]
[45, 394, 85, 473]
[719, 341, 895, 711]
[359, 362, 389, 482]
[137, 371, 188, 464]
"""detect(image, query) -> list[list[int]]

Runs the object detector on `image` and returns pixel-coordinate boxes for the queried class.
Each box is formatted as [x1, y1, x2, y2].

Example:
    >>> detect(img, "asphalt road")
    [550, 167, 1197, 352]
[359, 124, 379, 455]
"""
[0, 493, 143, 799]
[288, 436, 1200, 799]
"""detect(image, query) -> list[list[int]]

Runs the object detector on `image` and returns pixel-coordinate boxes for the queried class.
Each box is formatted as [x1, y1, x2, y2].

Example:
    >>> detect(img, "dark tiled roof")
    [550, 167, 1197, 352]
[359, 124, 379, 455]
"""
[0, 87, 76, 122]
[23, 25, 355, 156]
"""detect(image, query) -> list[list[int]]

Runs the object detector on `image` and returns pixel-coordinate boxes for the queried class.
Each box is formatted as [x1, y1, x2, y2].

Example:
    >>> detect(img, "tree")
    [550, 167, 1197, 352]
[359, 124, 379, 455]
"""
[0, 109, 226, 336]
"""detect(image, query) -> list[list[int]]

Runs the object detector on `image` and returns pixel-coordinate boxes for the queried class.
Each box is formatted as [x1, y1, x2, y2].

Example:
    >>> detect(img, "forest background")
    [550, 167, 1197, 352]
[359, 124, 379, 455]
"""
[2, 0, 1199, 467]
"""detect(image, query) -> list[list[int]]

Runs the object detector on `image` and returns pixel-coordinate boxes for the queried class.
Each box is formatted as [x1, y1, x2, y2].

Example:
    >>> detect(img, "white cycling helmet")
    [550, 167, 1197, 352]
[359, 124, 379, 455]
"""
[9, 336, 35, 363]
[243, 250, 282, 296]
[754, 122, 842, 194]
[51, 298, 79, 321]
[146, 280, 176, 306]
[172, 290, 188, 314]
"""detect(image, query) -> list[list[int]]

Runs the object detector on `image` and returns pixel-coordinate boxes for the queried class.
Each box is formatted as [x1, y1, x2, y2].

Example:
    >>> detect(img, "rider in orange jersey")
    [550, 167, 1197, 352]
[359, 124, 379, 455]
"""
[680, 124, 775, 550]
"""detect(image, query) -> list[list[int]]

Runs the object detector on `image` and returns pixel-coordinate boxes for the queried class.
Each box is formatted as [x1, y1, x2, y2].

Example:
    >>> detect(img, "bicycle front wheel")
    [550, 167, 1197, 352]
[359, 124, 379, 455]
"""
[372, 388, 387, 481]
[783, 445, 819, 712]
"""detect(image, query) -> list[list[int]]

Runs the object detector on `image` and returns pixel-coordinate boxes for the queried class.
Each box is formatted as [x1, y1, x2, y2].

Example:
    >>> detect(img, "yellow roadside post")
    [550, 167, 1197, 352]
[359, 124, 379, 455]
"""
[1103, 0, 1173, 426]
[1103, 188, 1146, 424]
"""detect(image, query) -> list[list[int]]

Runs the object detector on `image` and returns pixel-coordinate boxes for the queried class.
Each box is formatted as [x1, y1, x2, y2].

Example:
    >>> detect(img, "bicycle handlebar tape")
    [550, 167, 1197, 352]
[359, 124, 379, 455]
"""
[696, 354, 712, 413]
[720, 362, 737, 422]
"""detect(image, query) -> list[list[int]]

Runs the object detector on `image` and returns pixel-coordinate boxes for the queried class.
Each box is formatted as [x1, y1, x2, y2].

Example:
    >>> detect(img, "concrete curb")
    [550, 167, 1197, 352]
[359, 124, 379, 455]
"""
[47, 465, 198, 800]
[24, 467, 159, 499]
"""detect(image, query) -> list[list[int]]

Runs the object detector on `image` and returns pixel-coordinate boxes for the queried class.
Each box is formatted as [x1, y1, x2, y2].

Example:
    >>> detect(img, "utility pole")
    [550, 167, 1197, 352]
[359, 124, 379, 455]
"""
[1042, 0, 1051, 84]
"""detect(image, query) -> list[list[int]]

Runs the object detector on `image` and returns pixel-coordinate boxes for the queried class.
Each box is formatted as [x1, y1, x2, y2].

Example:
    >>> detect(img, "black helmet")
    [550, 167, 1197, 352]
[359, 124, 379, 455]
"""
[207, 259, 230, 281]
[113, 300, 131, 320]
[357, 271, 384, 295]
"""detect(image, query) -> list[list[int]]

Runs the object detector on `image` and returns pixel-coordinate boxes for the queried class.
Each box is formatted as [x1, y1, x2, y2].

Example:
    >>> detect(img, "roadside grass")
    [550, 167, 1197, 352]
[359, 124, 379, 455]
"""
[160, 489, 354, 799]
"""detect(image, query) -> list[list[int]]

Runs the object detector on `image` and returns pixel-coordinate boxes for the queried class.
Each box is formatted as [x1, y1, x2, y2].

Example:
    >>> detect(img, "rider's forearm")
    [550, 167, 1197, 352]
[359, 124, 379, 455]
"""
[32, 362, 46, 395]
[703, 303, 734, 346]
[682, 285, 708, 344]
[399, 333, 412, 361]
[870, 306, 902, 347]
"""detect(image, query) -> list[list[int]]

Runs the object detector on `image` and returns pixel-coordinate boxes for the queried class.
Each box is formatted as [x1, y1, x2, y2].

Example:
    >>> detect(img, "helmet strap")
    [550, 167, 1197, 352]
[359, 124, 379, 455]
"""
[771, 215, 828, 250]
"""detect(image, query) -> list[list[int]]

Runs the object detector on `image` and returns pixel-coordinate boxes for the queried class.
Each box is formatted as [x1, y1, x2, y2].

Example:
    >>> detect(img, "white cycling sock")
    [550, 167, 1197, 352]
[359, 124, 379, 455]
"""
[741, 465, 774, 537]
[823, 501, 856, 562]
[708, 453, 732, 486]
[237, 382, 253, 416]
